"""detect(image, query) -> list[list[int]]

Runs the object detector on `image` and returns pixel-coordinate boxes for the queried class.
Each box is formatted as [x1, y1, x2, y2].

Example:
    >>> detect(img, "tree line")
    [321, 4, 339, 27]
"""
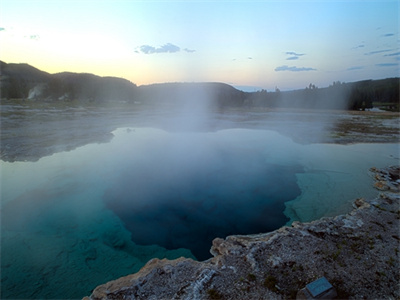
[246, 78, 399, 111]
[1, 61, 398, 111]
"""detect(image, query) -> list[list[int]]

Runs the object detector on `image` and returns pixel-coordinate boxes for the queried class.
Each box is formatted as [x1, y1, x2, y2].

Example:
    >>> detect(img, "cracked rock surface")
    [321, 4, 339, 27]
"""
[85, 166, 399, 300]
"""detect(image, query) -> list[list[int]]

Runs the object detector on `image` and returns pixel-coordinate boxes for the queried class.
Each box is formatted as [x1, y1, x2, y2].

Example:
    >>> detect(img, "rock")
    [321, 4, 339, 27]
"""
[371, 165, 400, 192]
[352, 197, 370, 209]
[85, 166, 400, 300]
[374, 180, 390, 191]
[388, 166, 400, 181]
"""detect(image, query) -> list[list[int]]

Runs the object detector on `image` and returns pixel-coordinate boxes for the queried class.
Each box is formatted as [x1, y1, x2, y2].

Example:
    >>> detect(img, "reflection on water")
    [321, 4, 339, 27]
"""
[1, 127, 398, 299]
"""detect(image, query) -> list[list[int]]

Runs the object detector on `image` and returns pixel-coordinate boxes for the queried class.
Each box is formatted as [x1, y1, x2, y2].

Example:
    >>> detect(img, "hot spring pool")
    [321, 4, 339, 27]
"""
[1, 127, 398, 299]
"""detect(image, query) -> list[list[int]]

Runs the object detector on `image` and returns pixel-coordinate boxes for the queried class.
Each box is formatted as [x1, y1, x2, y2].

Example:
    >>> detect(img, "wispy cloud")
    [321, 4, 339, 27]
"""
[230, 57, 254, 61]
[275, 65, 316, 72]
[285, 51, 305, 61]
[382, 33, 394, 37]
[135, 43, 196, 54]
[28, 35, 40, 40]
[384, 52, 400, 57]
[136, 43, 181, 54]
[21, 34, 40, 40]
[352, 44, 365, 49]
[376, 63, 398, 67]
[364, 49, 392, 55]
[286, 51, 305, 57]
[346, 66, 364, 71]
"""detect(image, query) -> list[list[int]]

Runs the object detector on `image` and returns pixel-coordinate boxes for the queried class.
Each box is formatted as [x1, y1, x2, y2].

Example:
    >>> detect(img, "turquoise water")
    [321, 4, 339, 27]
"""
[1, 127, 398, 299]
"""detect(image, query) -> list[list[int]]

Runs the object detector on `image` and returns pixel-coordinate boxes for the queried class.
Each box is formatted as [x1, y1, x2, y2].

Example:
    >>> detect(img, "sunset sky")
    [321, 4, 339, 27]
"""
[0, 0, 399, 91]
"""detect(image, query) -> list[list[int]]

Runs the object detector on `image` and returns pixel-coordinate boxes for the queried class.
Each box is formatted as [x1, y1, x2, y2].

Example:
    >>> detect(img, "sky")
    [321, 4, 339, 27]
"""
[0, 0, 399, 91]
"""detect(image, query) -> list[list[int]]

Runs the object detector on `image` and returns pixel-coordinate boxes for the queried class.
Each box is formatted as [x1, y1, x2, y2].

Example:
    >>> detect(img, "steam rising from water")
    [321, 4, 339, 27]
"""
[103, 129, 302, 260]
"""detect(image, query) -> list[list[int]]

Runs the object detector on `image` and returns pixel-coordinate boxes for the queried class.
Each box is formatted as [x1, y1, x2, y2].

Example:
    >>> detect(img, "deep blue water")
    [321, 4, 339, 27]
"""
[105, 159, 302, 260]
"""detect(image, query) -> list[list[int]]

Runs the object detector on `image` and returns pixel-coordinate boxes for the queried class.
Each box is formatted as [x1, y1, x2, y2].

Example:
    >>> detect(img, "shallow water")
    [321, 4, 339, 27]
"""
[1, 127, 398, 299]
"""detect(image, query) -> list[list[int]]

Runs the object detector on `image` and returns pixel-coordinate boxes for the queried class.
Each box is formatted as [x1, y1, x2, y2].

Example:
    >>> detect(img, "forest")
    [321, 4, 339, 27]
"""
[247, 78, 399, 111]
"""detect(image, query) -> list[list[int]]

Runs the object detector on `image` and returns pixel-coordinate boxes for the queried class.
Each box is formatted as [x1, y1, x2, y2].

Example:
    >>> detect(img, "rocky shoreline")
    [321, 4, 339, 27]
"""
[84, 166, 399, 300]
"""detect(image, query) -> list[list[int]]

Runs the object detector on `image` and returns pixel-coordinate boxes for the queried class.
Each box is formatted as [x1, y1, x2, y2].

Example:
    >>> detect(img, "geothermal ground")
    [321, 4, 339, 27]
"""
[1, 100, 399, 162]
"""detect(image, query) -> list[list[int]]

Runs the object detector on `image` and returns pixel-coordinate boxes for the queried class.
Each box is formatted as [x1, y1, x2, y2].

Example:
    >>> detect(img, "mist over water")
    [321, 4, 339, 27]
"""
[103, 129, 302, 260]
[1, 123, 398, 299]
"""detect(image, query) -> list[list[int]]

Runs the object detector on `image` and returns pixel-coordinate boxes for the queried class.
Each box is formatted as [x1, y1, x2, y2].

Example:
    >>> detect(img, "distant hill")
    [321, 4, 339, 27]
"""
[52, 72, 137, 102]
[0, 61, 51, 82]
[0, 61, 137, 102]
[0, 61, 246, 107]
[138, 82, 248, 109]
[1, 61, 398, 110]
[0, 61, 51, 99]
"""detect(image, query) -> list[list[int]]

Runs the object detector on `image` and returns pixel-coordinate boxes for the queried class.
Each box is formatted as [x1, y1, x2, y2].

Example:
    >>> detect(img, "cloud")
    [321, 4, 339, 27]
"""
[184, 48, 196, 53]
[230, 57, 253, 61]
[285, 51, 305, 61]
[364, 49, 392, 55]
[352, 44, 365, 49]
[139, 45, 157, 54]
[29, 35, 40, 40]
[274, 65, 316, 72]
[137, 43, 180, 54]
[286, 51, 305, 57]
[22, 34, 40, 40]
[384, 52, 400, 56]
[346, 66, 364, 71]
[376, 63, 398, 67]
[157, 43, 180, 53]
[382, 33, 394, 37]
